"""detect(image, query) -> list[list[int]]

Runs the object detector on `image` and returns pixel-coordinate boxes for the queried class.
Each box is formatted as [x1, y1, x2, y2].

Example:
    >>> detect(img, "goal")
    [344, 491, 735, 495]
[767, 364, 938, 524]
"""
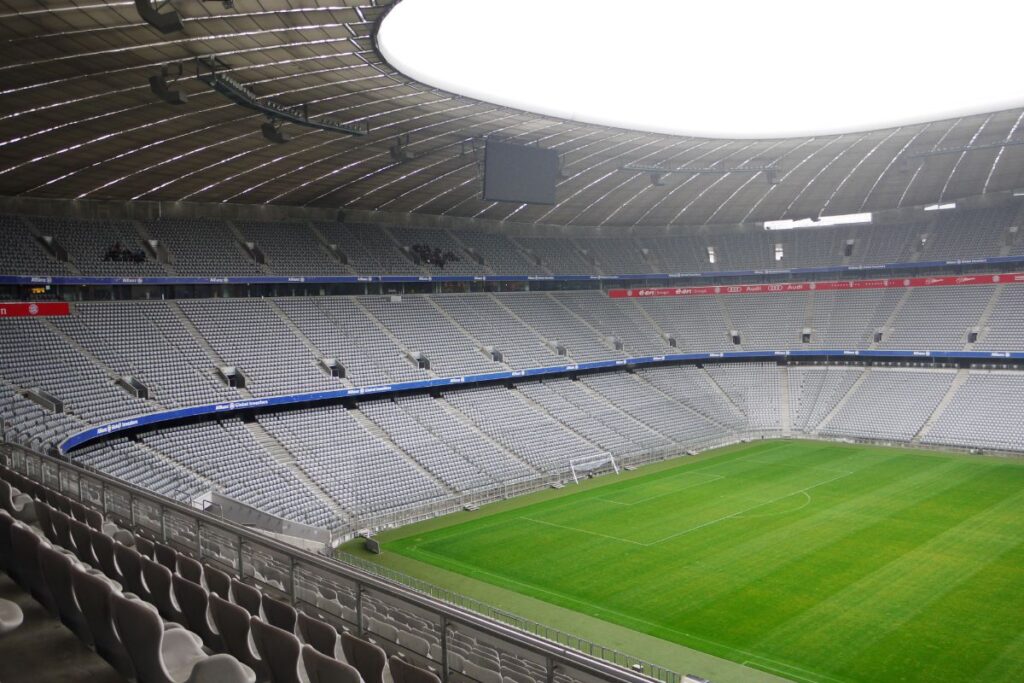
[568, 452, 620, 484]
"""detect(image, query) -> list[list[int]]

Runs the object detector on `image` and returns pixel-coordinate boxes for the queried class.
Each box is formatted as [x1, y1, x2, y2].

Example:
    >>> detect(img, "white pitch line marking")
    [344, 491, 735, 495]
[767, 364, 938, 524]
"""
[645, 470, 855, 546]
[595, 473, 725, 507]
[518, 516, 648, 546]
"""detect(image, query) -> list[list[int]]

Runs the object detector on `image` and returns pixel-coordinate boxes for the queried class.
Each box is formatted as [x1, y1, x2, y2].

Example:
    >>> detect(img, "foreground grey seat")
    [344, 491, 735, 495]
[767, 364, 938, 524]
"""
[69, 500, 90, 525]
[82, 506, 106, 533]
[0, 510, 13, 573]
[111, 592, 208, 683]
[231, 578, 262, 617]
[210, 595, 267, 680]
[0, 479, 35, 523]
[262, 594, 297, 633]
[0, 598, 23, 636]
[251, 616, 303, 683]
[341, 632, 388, 683]
[72, 567, 136, 678]
[9, 522, 55, 613]
[177, 554, 203, 585]
[302, 644, 361, 683]
[203, 563, 231, 600]
[143, 557, 185, 624]
[155, 542, 178, 572]
[34, 500, 56, 543]
[91, 528, 124, 585]
[298, 611, 340, 658]
[69, 517, 98, 567]
[50, 509, 74, 550]
[115, 543, 151, 601]
[136, 535, 155, 559]
[189, 654, 258, 683]
[38, 544, 92, 643]
[173, 574, 223, 651]
[389, 655, 441, 683]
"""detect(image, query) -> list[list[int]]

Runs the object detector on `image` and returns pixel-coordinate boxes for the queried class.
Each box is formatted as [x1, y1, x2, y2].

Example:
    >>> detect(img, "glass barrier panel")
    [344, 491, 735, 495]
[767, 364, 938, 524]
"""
[446, 622, 549, 683]
[241, 539, 292, 596]
[132, 496, 163, 539]
[198, 522, 241, 572]
[79, 475, 104, 511]
[361, 588, 444, 671]
[293, 562, 359, 632]
[42, 459, 60, 490]
[59, 467, 80, 499]
[164, 508, 200, 556]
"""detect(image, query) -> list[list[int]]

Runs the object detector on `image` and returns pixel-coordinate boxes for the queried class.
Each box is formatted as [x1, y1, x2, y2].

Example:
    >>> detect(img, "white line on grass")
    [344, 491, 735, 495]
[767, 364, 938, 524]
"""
[595, 473, 725, 507]
[518, 516, 649, 546]
[411, 543, 844, 683]
[743, 658, 849, 683]
[740, 458, 855, 475]
[645, 470, 855, 546]
[521, 470, 853, 547]
[734, 490, 813, 519]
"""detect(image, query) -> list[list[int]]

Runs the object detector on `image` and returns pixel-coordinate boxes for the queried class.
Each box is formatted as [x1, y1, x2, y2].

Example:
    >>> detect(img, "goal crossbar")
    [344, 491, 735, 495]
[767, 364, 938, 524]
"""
[568, 452, 620, 484]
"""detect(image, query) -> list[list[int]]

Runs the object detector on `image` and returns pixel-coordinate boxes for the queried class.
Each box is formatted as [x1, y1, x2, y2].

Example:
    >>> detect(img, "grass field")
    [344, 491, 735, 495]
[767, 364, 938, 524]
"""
[373, 440, 1024, 683]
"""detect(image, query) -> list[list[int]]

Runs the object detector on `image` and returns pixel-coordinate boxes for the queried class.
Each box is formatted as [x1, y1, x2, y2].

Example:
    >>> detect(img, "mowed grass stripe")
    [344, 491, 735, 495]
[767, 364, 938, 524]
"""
[750, 473, 1024, 680]
[387, 441, 1024, 682]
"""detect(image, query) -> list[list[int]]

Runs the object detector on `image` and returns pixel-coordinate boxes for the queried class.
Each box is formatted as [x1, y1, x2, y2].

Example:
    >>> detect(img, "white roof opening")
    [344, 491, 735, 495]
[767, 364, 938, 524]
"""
[764, 213, 872, 230]
[379, 0, 1024, 139]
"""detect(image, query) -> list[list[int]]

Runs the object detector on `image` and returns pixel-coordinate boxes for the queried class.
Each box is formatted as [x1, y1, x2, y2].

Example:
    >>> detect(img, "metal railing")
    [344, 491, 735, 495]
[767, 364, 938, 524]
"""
[339, 439, 727, 540]
[1, 442, 686, 683]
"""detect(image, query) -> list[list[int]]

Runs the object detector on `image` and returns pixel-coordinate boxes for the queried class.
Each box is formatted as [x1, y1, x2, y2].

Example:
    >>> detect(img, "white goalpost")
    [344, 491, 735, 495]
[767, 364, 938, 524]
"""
[568, 452, 620, 484]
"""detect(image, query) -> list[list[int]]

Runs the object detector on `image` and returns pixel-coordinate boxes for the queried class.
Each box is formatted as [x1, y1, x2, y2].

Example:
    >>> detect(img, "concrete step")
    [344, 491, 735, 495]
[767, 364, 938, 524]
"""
[350, 297, 437, 377]
[433, 396, 543, 476]
[814, 367, 871, 434]
[913, 368, 971, 443]
[573, 374, 679, 446]
[965, 284, 1004, 349]
[546, 293, 623, 356]
[242, 419, 352, 522]
[511, 385, 608, 457]
[422, 296, 509, 369]
[348, 406, 457, 495]
[779, 365, 792, 435]
[167, 302, 254, 398]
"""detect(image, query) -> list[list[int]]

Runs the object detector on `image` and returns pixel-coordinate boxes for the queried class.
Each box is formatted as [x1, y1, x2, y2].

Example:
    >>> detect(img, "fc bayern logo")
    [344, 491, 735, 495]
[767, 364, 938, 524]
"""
[28, 303, 39, 315]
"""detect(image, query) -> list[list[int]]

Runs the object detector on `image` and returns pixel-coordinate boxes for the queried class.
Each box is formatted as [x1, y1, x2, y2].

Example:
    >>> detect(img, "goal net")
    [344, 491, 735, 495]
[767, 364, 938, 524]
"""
[568, 452, 619, 484]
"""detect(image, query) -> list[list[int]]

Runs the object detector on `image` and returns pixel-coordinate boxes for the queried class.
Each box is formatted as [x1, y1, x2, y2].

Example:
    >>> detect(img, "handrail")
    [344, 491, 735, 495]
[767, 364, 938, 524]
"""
[0, 442, 683, 683]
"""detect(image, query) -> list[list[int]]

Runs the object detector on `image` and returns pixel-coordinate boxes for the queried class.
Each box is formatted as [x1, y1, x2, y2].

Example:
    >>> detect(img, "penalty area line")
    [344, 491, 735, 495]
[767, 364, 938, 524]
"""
[645, 470, 855, 546]
[742, 658, 847, 683]
[595, 473, 725, 507]
[518, 516, 648, 546]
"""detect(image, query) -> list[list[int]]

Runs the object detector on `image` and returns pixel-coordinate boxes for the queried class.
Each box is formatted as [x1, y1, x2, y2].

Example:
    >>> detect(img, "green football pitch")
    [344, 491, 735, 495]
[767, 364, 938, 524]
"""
[362, 440, 1024, 683]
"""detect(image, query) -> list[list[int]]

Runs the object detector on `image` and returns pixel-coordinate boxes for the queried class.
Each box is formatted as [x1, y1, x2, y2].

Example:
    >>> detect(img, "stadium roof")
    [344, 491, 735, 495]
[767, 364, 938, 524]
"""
[2, 0, 1024, 228]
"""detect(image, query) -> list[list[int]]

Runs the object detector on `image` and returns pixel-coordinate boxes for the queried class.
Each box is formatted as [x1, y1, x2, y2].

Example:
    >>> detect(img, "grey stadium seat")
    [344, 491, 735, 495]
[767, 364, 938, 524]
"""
[341, 632, 389, 683]
[250, 616, 303, 683]
[302, 644, 362, 683]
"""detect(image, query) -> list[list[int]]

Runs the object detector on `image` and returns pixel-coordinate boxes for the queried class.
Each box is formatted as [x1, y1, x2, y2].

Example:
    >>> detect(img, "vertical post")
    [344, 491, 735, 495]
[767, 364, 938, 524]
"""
[355, 583, 364, 636]
[439, 614, 449, 683]
[237, 537, 245, 579]
[289, 556, 297, 605]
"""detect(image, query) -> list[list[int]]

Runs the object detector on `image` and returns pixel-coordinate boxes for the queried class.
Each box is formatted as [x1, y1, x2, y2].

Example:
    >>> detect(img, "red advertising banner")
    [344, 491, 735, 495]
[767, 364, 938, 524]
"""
[0, 302, 70, 317]
[607, 272, 1024, 298]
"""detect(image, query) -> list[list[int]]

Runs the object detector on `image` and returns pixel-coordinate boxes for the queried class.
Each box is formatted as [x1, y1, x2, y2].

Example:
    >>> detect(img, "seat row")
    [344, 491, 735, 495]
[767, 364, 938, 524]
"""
[0, 464, 441, 683]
